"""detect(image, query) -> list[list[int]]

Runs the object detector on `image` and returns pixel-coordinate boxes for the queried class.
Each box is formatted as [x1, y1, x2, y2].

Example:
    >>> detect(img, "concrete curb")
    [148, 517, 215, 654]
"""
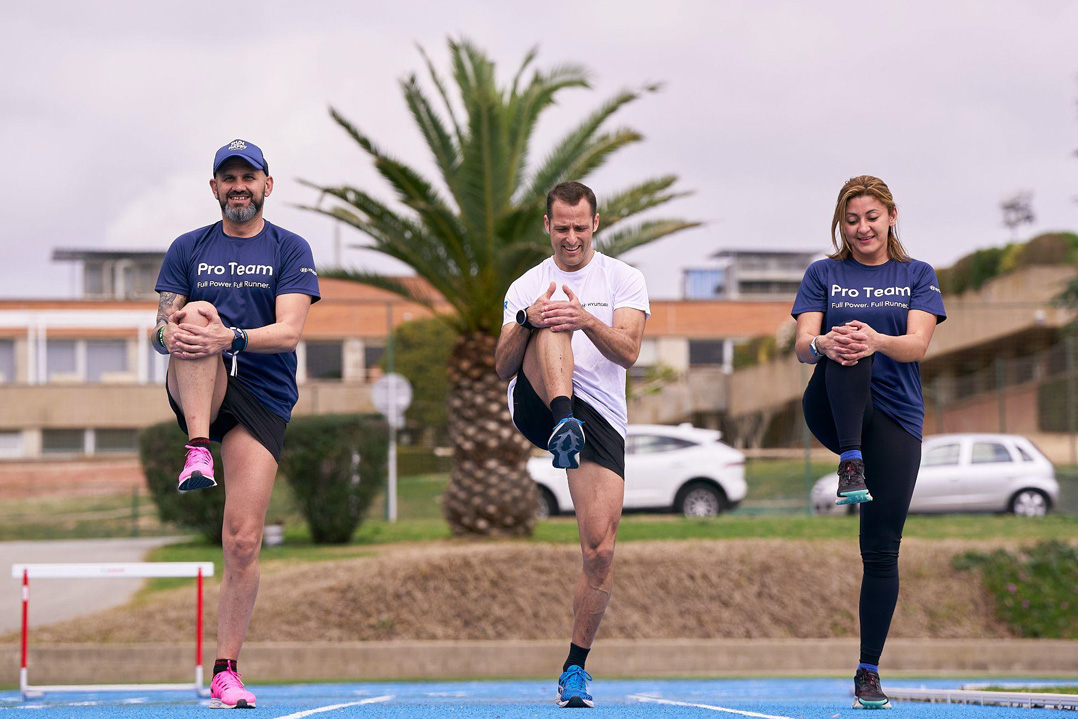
[4, 639, 1078, 686]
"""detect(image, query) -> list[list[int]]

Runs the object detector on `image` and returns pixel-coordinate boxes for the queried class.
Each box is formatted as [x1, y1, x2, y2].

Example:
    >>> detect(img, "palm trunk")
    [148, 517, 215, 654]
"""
[442, 331, 537, 536]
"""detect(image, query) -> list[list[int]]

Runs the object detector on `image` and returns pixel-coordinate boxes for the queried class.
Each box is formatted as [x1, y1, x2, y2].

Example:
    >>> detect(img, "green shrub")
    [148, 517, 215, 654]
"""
[279, 414, 388, 544]
[139, 421, 227, 544]
[732, 335, 777, 369]
[396, 445, 452, 476]
[1036, 375, 1077, 432]
[954, 540, 1078, 638]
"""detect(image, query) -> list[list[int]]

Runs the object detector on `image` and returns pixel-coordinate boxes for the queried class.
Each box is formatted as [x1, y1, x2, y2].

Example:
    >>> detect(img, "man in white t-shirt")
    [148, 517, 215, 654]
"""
[495, 181, 650, 708]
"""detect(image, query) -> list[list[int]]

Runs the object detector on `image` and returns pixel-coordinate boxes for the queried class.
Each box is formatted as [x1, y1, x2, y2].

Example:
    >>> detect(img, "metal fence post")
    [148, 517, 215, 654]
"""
[801, 363, 812, 514]
[996, 357, 1006, 433]
[1068, 335, 1077, 465]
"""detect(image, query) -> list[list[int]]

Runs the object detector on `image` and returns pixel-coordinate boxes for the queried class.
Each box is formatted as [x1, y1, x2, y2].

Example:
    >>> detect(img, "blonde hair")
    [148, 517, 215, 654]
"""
[828, 175, 910, 262]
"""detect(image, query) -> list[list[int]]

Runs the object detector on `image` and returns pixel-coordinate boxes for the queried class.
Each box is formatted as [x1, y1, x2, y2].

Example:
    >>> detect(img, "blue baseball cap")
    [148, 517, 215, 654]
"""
[212, 139, 269, 176]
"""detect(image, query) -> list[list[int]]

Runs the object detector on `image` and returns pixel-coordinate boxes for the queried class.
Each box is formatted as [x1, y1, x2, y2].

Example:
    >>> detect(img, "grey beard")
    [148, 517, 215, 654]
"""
[221, 195, 263, 223]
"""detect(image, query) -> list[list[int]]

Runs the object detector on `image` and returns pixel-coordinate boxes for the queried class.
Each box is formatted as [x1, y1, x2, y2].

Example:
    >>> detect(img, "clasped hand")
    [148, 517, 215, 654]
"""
[525, 282, 592, 333]
[166, 306, 232, 359]
[823, 320, 879, 366]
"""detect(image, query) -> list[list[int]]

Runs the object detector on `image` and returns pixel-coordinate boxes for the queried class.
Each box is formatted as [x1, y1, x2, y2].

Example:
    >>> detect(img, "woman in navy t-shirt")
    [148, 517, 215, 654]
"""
[791, 176, 946, 709]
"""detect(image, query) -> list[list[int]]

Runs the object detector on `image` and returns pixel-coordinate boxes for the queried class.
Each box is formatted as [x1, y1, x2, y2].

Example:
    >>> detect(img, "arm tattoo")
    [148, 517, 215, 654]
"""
[156, 291, 187, 325]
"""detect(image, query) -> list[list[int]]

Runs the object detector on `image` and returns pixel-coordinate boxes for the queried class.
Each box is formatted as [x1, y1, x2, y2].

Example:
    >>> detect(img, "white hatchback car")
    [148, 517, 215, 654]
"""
[529, 423, 747, 518]
[811, 433, 1060, 517]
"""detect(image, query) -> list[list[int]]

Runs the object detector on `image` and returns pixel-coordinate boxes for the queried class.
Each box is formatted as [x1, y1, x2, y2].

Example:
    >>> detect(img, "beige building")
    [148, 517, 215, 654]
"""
[0, 277, 794, 460]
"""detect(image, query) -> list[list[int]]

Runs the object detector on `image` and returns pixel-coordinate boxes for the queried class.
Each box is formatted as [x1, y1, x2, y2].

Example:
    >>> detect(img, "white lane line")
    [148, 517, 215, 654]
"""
[630, 694, 795, 719]
[271, 694, 394, 719]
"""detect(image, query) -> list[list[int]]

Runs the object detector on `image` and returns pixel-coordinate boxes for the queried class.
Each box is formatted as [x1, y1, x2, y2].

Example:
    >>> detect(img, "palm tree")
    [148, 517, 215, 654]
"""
[302, 38, 699, 537]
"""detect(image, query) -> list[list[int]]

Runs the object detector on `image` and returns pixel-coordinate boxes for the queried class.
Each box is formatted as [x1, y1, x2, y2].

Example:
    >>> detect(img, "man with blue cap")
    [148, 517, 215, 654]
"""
[150, 139, 321, 709]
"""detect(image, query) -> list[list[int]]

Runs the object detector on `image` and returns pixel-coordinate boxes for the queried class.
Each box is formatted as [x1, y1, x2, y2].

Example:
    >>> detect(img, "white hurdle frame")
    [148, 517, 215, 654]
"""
[11, 562, 215, 699]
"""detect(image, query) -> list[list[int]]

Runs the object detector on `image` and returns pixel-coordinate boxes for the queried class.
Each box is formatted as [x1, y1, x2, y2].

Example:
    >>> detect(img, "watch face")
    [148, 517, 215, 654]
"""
[516, 309, 527, 325]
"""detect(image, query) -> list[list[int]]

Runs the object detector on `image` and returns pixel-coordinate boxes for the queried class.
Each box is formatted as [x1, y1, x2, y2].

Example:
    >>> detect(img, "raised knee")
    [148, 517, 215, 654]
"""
[177, 300, 217, 326]
[535, 327, 574, 344]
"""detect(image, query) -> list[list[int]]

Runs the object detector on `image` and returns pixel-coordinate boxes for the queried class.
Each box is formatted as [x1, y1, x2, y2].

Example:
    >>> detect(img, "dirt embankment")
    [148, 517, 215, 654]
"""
[18, 538, 1010, 644]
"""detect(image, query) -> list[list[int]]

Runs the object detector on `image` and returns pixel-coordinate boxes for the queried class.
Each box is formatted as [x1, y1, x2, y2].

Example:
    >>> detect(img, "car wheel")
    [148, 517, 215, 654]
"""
[536, 487, 558, 519]
[1009, 489, 1049, 517]
[675, 482, 725, 518]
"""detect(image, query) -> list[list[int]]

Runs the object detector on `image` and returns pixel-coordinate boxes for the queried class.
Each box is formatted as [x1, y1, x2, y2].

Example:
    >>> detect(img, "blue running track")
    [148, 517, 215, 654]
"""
[0, 678, 1071, 717]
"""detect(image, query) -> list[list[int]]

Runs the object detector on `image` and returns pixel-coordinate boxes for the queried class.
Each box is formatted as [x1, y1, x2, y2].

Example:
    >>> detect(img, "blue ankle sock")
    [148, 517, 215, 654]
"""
[858, 662, 879, 673]
[840, 450, 862, 462]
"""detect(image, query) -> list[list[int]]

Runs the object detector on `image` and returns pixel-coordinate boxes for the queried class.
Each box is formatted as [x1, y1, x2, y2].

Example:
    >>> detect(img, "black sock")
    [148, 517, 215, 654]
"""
[188, 437, 210, 448]
[563, 643, 590, 672]
[550, 396, 573, 423]
[213, 659, 237, 676]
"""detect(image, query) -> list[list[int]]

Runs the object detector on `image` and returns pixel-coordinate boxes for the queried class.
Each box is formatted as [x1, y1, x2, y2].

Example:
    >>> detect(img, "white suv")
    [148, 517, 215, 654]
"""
[530, 423, 747, 518]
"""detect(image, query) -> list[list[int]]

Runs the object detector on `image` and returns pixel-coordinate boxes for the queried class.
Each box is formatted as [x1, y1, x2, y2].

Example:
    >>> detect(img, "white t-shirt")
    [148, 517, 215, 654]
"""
[502, 252, 650, 437]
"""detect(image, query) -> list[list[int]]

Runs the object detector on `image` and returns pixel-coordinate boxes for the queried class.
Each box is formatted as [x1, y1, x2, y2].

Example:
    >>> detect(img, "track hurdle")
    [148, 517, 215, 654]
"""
[11, 562, 215, 699]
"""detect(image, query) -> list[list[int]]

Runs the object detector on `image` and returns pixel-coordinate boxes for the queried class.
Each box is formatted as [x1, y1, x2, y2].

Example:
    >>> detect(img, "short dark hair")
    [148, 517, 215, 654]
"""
[546, 181, 597, 217]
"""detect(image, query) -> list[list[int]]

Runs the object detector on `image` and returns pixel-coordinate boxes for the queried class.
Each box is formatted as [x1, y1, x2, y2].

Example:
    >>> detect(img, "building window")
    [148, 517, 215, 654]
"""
[306, 341, 344, 380]
[0, 339, 14, 383]
[42, 429, 85, 455]
[689, 340, 726, 367]
[0, 430, 23, 458]
[84, 264, 104, 296]
[47, 340, 78, 381]
[364, 345, 385, 380]
[684, 269, 726, 299]
[87, 340, 127, 382]
[95, 429, 139, 453]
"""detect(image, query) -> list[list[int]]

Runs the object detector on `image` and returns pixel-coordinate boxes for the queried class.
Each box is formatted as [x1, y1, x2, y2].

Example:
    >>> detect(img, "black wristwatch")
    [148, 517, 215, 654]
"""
[516, 308, 535, 331]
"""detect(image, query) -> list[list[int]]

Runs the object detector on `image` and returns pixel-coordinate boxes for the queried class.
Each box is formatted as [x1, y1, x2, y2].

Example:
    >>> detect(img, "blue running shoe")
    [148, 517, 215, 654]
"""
[548, 416, 586, 469]
[557, 665, 594, 708]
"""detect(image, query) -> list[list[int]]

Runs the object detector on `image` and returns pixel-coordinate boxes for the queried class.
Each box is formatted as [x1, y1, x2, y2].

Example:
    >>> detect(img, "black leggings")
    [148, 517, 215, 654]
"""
[802, 357, 921, 666]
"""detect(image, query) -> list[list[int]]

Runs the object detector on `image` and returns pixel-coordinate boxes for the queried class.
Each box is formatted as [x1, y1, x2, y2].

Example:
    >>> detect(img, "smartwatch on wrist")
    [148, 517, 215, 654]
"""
[230, 327, 247, 354]
[809, 335, 821, 357]
[515, 308, 535, 331]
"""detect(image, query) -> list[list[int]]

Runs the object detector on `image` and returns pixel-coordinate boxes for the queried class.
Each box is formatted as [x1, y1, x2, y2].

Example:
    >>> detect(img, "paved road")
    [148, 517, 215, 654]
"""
[0, 537, 181, 635]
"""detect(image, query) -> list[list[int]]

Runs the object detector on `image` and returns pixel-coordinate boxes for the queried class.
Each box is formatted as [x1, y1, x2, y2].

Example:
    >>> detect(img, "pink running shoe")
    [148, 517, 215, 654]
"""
[210, 669, 256, 709]
[178, 444, 216, 492]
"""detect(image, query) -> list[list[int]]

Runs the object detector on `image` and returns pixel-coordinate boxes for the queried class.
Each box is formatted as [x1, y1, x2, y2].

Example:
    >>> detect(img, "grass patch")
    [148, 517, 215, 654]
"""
[146, 513, 1078, 570]
[5, 458, 1076, 542]
[0, 491, 172, 541]
[743, 458, 832, 504]
[955, 540, 1078, 638]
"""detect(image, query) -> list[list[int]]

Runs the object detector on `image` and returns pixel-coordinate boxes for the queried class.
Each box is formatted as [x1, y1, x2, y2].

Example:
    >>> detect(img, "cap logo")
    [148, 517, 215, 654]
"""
[229, 140, 247, 151]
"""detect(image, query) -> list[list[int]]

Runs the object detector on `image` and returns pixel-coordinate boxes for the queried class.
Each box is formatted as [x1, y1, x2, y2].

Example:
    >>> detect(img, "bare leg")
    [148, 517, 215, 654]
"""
[522, 328, 574, 404]
[215, 425, 277, 660]
[166, 300, 227, 437]
[567, 461, 624, 647]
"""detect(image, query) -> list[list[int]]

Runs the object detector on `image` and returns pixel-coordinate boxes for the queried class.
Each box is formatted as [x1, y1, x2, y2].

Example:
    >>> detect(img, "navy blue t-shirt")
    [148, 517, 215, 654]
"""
[155, 220, 321, 421]
[791, 258, 947, 440]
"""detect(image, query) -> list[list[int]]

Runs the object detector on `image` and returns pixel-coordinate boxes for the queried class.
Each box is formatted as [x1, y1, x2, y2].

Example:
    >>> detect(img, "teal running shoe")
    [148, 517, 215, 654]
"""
[557, 665, 594, 708]
[548, 416, 585, 469]
[836, 458, 872, 505]
[852, 666, 891, 709]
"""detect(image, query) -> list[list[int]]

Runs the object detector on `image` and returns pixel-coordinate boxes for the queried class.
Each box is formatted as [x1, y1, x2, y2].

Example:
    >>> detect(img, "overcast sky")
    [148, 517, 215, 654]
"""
[2, 1, 1076, 299]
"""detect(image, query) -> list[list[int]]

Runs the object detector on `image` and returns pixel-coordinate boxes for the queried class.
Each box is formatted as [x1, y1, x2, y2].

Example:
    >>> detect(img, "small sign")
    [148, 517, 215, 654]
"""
[371, 372, 412, 429]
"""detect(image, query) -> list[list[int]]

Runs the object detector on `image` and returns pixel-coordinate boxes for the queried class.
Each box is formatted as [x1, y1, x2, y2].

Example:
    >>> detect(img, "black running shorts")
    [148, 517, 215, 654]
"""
[166, 373, 287, 463]
[512, 372, 625, 479]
